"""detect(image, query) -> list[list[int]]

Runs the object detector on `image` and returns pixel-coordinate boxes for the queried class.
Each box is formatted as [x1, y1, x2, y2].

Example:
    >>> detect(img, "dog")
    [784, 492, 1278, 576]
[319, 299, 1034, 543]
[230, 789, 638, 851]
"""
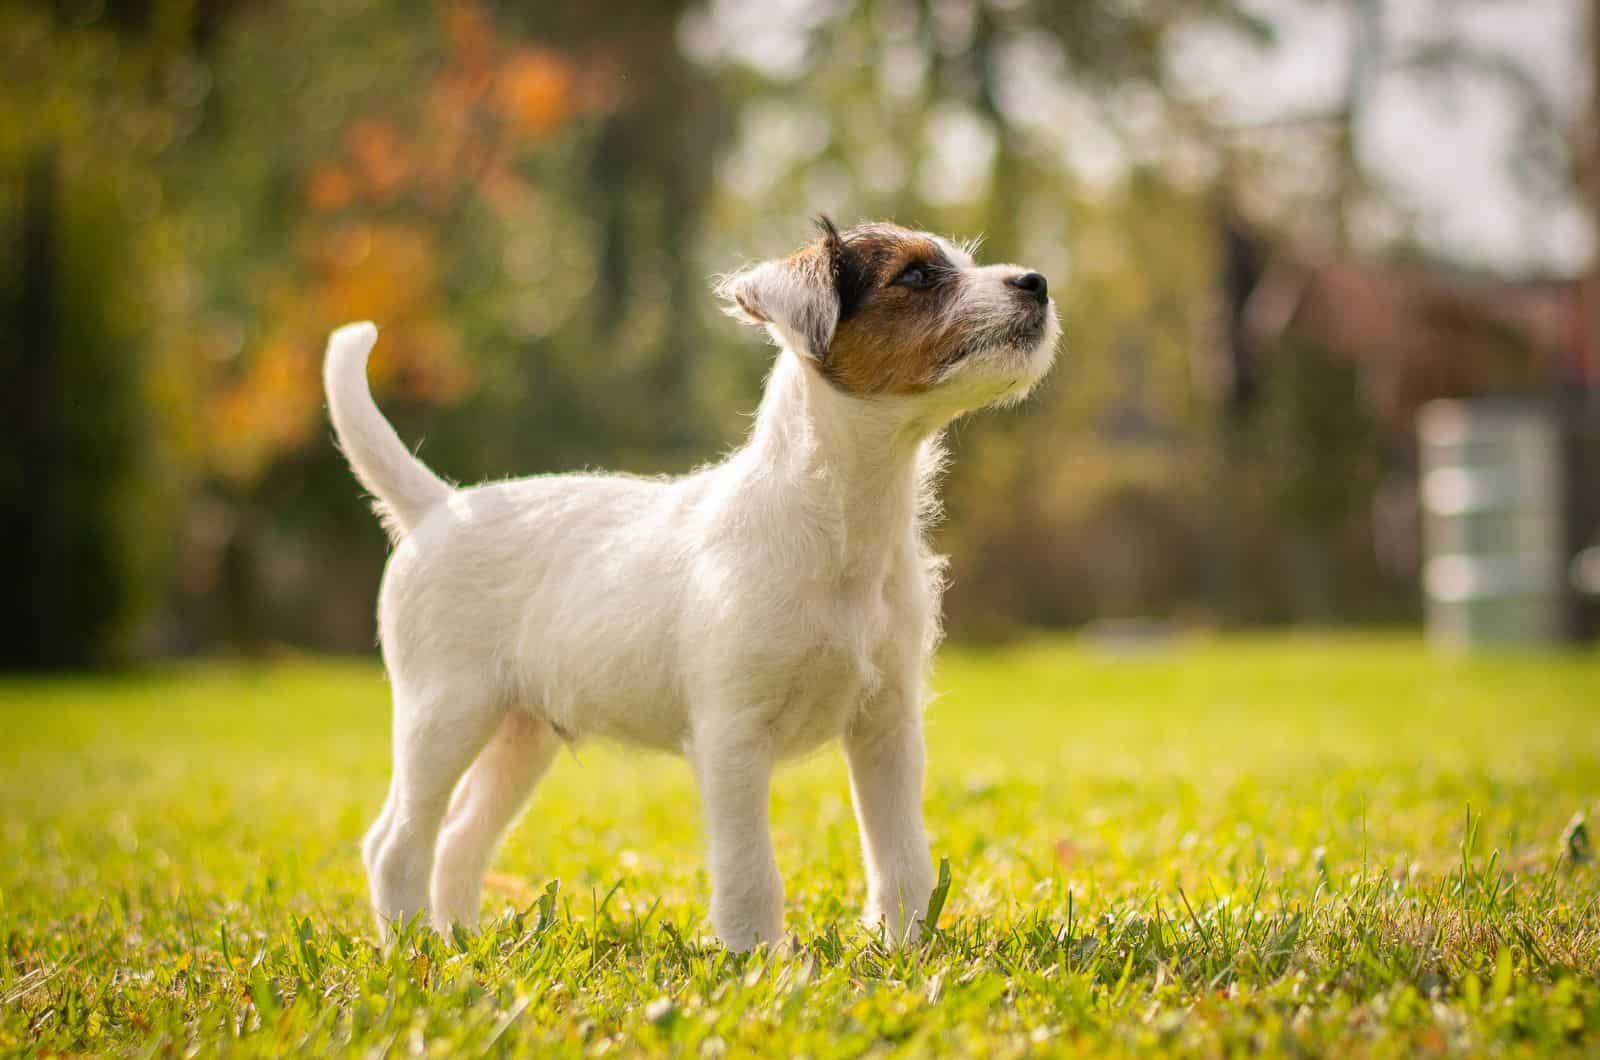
[325, 218, 1060, 951]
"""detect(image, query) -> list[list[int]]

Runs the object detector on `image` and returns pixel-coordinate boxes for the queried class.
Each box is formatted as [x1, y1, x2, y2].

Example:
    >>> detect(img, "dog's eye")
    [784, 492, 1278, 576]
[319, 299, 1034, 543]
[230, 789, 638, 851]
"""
[893, 263, 937, 290]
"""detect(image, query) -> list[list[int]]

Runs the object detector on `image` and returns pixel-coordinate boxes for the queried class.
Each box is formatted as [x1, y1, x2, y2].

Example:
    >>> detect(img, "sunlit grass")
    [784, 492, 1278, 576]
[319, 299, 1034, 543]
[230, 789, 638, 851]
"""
[3, 635, 1599, 1055]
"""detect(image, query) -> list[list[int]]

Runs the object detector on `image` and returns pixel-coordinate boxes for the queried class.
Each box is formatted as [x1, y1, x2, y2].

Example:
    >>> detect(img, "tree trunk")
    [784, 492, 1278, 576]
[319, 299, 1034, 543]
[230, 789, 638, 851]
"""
[7, 152, 62, 668]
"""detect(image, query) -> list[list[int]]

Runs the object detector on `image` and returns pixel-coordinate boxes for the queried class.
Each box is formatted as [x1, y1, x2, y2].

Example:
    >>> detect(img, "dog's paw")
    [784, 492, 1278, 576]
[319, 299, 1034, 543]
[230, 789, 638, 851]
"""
[714, 917, 787, 953]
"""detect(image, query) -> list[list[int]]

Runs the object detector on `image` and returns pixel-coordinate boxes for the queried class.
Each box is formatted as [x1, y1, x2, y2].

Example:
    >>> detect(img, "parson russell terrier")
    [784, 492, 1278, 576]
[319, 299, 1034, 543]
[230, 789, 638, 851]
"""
[324, 218, 1060, 951]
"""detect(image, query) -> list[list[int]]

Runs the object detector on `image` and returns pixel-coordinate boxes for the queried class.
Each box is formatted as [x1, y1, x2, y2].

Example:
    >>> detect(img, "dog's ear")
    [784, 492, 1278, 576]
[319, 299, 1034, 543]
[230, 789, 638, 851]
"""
[715, 217, 848, 361]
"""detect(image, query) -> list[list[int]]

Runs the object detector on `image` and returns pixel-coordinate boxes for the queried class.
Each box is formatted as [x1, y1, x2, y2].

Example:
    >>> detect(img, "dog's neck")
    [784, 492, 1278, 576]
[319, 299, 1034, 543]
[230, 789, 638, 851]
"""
[740, 350, 945, 579]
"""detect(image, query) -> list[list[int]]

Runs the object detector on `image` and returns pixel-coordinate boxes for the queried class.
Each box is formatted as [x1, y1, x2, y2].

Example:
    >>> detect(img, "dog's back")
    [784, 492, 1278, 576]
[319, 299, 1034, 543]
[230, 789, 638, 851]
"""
[379, 471, 701, 748]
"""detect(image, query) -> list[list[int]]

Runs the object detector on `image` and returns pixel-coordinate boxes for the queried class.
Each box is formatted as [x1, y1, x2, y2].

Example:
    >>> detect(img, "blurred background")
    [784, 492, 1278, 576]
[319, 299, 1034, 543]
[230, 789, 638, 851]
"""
[2, 0, 1598, 668]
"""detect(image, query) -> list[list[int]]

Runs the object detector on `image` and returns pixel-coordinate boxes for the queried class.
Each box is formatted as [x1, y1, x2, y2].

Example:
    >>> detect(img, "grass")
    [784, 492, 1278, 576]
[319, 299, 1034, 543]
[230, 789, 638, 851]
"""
[2, 633, 1599, 1057]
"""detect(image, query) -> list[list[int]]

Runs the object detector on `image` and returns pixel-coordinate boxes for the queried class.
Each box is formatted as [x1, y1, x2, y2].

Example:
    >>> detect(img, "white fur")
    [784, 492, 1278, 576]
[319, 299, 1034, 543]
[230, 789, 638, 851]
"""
[715, 258, 839, 361]
[329, 243, 1059, 951]
[324, 322, 453, 543]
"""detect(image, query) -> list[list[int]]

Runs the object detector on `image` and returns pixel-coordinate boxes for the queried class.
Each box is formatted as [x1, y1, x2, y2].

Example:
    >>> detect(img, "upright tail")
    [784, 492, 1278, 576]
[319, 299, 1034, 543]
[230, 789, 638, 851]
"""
[323, 322, 452, 543]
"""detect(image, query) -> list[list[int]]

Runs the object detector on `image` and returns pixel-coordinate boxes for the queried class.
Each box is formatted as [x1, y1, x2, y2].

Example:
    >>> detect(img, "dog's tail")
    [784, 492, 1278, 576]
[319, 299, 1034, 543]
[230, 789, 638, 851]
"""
[323, 322, 452, 544]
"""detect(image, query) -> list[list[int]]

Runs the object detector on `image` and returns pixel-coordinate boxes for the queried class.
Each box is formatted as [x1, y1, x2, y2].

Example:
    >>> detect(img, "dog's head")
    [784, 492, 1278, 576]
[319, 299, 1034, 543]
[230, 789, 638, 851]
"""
[716, 218, 1060, 409]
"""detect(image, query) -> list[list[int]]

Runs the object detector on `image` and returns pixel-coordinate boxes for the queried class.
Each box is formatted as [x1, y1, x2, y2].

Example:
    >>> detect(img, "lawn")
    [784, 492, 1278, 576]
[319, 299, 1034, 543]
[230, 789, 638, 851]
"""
[3, 634, 1599, 1057]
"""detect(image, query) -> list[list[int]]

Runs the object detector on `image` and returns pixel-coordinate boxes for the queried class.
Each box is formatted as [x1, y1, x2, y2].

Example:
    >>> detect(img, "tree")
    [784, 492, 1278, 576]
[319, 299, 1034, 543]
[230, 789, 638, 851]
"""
[170, 0, 731, 650]
[0, 1, 214, 666]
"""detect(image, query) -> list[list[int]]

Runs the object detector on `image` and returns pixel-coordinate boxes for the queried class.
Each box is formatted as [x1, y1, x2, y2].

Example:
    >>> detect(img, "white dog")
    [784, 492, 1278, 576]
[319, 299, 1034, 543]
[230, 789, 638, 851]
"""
[325, 218, 1059, 950]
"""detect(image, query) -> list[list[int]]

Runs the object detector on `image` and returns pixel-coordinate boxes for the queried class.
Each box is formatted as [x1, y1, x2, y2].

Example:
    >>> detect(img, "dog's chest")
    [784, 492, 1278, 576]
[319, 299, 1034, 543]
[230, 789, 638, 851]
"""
[771, 579, 900, 755]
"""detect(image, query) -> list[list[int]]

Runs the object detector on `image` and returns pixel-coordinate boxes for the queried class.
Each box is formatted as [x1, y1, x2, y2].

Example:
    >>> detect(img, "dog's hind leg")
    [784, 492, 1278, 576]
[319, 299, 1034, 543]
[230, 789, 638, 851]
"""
[430, 710, 561, 930]
[362, 677, 502, 941]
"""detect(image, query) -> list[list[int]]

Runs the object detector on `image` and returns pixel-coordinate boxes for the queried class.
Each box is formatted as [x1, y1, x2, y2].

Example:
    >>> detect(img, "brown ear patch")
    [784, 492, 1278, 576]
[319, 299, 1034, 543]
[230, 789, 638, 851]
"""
[716, 222, 844, 356]
[780, 237, 844, 357]
[821, 227, 967, 396]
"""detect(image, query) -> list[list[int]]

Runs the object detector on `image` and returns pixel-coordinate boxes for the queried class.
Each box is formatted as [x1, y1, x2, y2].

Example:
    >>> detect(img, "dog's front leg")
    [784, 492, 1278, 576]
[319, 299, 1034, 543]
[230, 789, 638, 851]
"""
[691, 720, 784, 951]
[844, 700, 935, 946]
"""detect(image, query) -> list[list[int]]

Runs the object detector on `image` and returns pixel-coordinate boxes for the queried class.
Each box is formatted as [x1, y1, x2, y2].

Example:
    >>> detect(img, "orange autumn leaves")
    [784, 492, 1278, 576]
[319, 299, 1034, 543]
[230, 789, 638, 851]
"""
[208, 224, 466, 484]
[208, 1, 595, 485]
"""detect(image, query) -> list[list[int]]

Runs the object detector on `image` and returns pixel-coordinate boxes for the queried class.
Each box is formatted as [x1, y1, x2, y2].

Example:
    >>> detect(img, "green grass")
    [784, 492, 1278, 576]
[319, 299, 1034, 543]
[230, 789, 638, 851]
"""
[3, 634, 1599, 1057]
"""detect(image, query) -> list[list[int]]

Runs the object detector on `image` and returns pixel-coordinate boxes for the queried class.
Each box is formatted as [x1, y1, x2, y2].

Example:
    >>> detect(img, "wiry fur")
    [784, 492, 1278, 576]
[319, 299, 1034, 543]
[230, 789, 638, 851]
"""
[330, 220, 1060, 951]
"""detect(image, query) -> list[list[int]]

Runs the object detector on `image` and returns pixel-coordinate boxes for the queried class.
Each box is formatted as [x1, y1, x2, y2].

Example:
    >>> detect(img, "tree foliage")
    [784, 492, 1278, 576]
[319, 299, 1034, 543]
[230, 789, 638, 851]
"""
[0, 0, 1585, 661]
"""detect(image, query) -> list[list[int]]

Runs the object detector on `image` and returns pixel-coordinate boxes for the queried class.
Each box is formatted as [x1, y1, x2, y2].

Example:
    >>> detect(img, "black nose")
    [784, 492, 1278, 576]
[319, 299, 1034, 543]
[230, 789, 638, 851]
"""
[1008, 271, 1048, 302]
